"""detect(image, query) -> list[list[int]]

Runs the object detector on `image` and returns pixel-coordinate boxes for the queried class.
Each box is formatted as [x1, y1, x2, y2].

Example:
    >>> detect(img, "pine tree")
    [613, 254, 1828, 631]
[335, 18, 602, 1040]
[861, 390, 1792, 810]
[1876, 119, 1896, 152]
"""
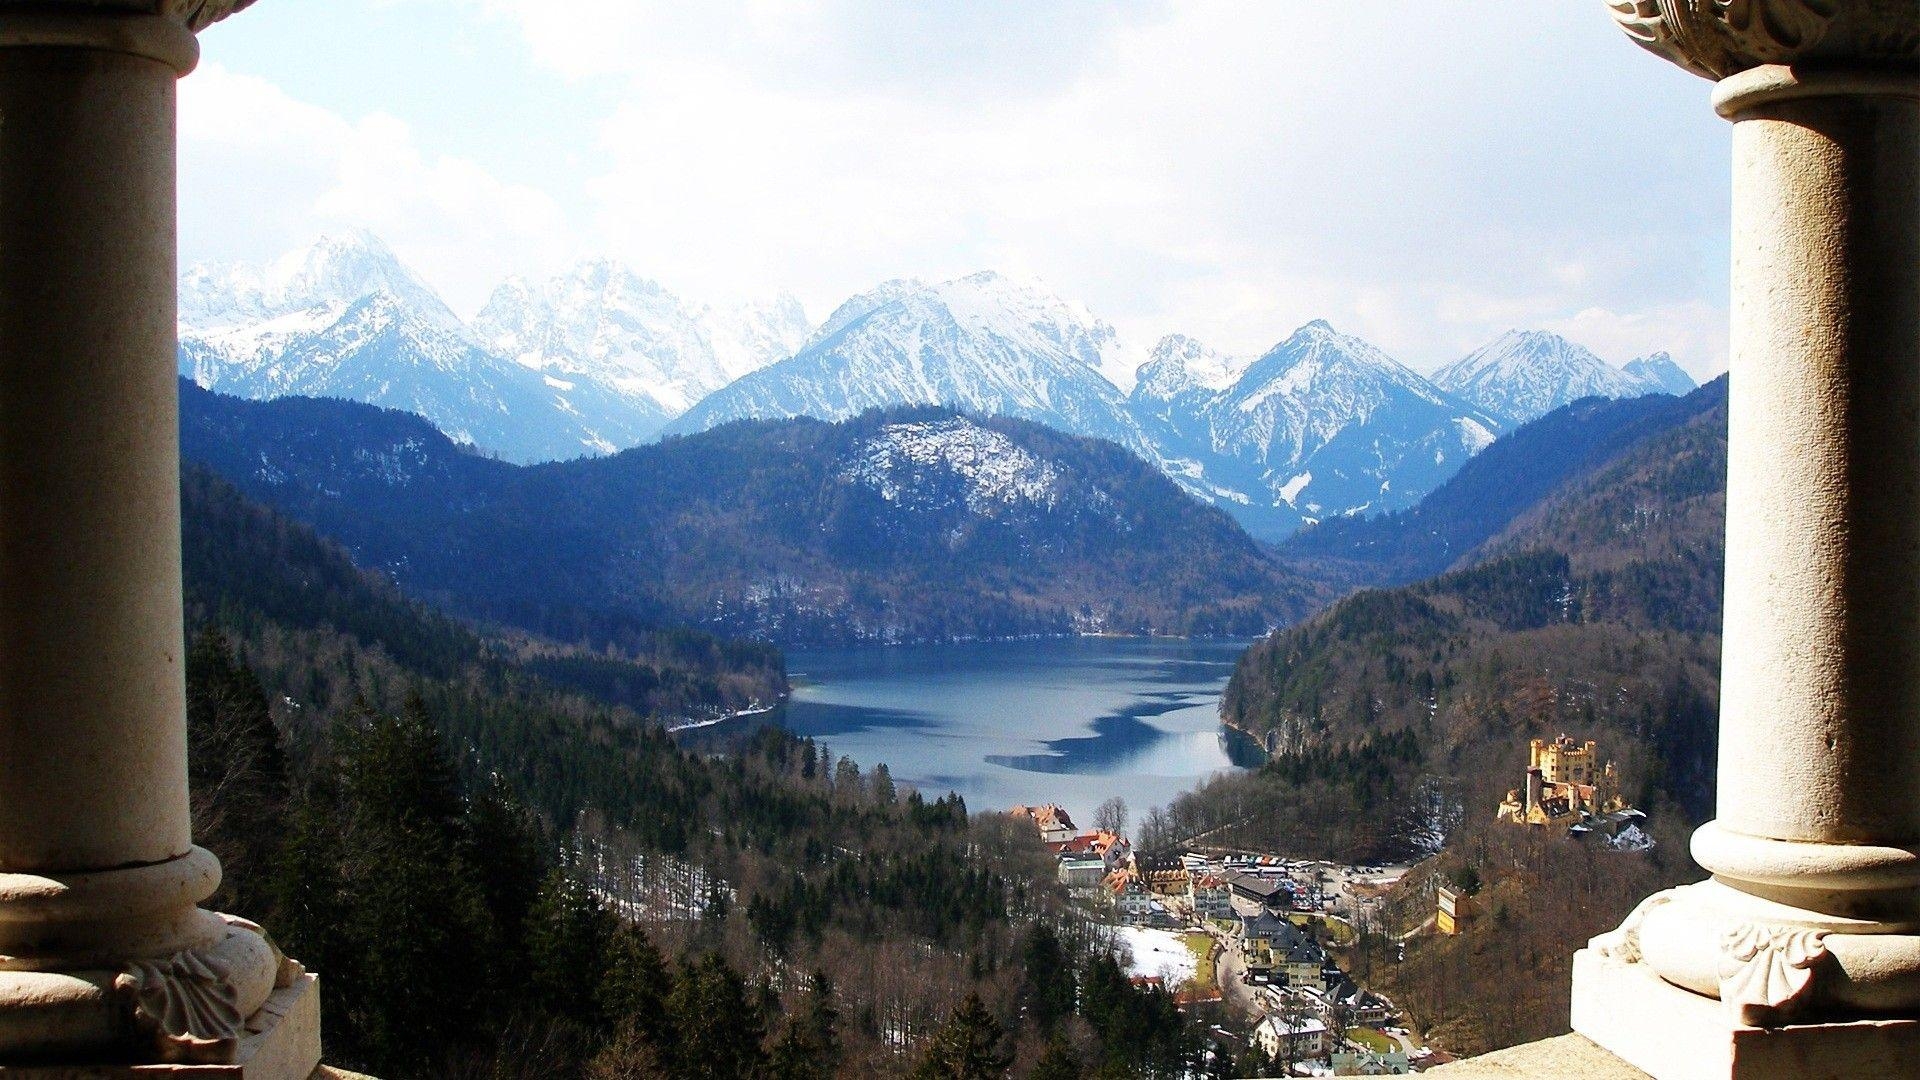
[185, 626, 291, 916]
[325, 699, 500, 1071]
[911, 992, 1012, 1080]
[769, 970, 840, 1079]
[1020, 925, 1075, 1033]
[1029, 1036, 1082, 1080]
[666, 954, 768, 1080]
[871, 762, 898, 806]
[597, 925, 673, 1050]
[525, 869, 618, 1022]
[466, 774, 549, 955]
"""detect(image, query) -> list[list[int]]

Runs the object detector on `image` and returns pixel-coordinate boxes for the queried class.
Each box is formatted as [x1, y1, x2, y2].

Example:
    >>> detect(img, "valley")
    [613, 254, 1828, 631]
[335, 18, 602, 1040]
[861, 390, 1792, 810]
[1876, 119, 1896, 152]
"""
[169, 233, 1733, 1079]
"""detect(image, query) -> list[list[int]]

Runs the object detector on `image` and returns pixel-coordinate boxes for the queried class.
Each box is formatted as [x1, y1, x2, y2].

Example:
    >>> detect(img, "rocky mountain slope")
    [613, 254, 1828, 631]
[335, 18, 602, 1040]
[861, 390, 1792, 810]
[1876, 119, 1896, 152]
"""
[180, 380, 1319, 646]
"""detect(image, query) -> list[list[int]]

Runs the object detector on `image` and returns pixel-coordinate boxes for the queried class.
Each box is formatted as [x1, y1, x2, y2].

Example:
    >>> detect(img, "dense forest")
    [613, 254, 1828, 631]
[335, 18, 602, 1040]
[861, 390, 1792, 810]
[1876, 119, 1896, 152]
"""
[183, 468, 1247, 1078]
[180, 382, 1320, 647]
[1136, 383, 1730, 1051]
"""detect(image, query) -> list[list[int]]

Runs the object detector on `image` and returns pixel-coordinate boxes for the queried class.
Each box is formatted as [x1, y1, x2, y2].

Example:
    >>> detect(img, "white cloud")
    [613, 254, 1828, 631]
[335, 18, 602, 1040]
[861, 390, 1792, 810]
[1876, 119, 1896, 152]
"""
[187, 2, 1736, 375]
[1545, 302, 1730, 379]
[179, 63, 566, 315]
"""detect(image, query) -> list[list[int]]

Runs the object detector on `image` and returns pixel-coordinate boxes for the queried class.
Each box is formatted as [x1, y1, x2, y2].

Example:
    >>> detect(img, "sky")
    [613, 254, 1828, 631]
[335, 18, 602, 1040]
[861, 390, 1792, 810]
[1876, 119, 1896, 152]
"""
[183, 1, 1733, 378]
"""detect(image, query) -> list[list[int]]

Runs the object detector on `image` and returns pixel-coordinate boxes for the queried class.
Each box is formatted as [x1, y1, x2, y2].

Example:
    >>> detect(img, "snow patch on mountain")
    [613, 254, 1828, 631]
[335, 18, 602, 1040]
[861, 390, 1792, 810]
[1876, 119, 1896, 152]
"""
[1455, 416, 1499, 454]
[840, 417, 1062, 515]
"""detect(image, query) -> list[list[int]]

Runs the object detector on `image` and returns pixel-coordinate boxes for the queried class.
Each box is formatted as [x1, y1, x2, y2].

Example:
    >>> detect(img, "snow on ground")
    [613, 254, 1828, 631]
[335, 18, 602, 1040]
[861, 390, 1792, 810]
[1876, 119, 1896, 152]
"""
[1115, 926, 1198, 987]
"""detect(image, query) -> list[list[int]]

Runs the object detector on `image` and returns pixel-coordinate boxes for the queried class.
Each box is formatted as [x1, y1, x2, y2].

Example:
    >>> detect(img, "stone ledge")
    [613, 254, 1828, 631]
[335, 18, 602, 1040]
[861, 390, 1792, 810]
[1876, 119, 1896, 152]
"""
[1572, 947, 1920, 1079]
[1423, 1033, 1652, 1078]
[0, 975, 320, 1080]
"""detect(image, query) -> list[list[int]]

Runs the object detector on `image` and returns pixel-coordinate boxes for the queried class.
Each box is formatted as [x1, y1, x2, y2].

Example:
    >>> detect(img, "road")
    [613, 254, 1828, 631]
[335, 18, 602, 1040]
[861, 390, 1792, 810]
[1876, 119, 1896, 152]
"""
[1209, 930, 1262, 1017]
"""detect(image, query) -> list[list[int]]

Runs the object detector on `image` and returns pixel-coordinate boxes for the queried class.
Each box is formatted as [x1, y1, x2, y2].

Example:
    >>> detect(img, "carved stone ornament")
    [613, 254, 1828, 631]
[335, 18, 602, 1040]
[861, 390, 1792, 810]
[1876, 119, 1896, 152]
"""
[0, 0, 260, 32]
[1718, 922, 1830, 1027]
[160, 0, 257, 32]
[1606, 0, 1841, 78]
[115, 949, 246, 1064]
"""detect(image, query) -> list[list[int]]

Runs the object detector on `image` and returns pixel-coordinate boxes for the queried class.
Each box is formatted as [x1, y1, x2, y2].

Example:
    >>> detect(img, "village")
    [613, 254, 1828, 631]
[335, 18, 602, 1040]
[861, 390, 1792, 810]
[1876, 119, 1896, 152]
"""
[1011, 803, 1427, 1076]
[1009, 734, 1647, 1076]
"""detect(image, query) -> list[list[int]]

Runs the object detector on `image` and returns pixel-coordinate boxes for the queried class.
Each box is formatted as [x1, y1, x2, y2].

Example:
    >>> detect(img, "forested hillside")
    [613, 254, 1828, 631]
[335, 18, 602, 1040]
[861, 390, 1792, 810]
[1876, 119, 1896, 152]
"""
[1140, 382, 1731, 1053]
[181, 381, 1319, 646]
[182, 469, 1230, 1078]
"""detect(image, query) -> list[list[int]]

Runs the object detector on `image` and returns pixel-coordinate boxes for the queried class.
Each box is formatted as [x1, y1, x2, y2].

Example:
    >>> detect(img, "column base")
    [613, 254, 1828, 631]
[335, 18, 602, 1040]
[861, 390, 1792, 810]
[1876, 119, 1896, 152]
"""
[0, 974, 319, 1080]
[1572, 948, 1920, 1080]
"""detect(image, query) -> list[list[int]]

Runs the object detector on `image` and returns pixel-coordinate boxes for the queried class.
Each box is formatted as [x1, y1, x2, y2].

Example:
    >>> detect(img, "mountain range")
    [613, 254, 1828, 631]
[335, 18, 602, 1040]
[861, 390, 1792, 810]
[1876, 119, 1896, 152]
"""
[180, 232, 1696, 539]
[179, 233, 807, 460]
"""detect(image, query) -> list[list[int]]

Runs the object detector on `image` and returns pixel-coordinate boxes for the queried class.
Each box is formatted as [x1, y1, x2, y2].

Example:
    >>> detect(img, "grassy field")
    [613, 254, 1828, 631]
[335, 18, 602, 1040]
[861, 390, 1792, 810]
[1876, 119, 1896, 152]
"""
[1183, 932, 1217, 991]
[1289, 913, 1358, 946]
[1346, 1027, 1397, 1053]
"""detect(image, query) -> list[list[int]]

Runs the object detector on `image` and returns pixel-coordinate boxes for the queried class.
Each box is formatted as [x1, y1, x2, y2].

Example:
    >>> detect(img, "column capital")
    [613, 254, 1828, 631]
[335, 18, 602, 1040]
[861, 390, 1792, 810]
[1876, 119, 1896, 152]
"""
[0, 0, 256, 33]
[0, 1, 256, 74]
[1605, 0, 1919, 81]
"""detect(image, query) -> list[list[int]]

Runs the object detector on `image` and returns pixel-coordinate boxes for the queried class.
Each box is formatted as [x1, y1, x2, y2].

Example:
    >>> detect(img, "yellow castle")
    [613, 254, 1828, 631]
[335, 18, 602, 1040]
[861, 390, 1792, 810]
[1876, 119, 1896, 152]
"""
[1496, 734, 1631, 826]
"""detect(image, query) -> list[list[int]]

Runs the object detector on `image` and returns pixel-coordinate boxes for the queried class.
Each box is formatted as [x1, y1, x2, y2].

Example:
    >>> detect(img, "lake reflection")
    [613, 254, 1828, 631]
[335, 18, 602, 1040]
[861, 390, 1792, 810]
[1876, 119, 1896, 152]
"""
[772, 637, 1251, 828]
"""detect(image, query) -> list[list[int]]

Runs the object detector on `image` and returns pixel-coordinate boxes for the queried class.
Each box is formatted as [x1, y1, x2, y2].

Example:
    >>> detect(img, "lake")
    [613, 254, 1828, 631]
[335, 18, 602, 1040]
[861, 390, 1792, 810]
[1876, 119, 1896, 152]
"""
[772, 637, 1256, 828]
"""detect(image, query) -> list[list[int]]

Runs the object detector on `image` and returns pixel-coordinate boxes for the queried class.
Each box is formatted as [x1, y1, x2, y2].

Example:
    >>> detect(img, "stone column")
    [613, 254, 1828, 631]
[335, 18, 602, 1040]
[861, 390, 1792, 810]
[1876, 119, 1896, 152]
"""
[0, 2, 320, 1075]
[1574, 3, 1920, 1078]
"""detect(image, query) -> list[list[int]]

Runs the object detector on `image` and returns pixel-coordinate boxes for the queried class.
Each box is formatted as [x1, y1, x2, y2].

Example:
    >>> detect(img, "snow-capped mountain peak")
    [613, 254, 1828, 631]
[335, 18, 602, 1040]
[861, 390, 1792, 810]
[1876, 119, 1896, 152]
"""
[1134, 334, 1251, 401]
[1139, 320, 1505, 537]
[1433, 328, 1658, 426]
[471, 258, 811, 420]
[180, 235, 806, 463]
[1623, 351, 1698, 396]
[667, 271, 1157, 460]
[1234, 320, 1441, 410]
[181, 230, 462, 335]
